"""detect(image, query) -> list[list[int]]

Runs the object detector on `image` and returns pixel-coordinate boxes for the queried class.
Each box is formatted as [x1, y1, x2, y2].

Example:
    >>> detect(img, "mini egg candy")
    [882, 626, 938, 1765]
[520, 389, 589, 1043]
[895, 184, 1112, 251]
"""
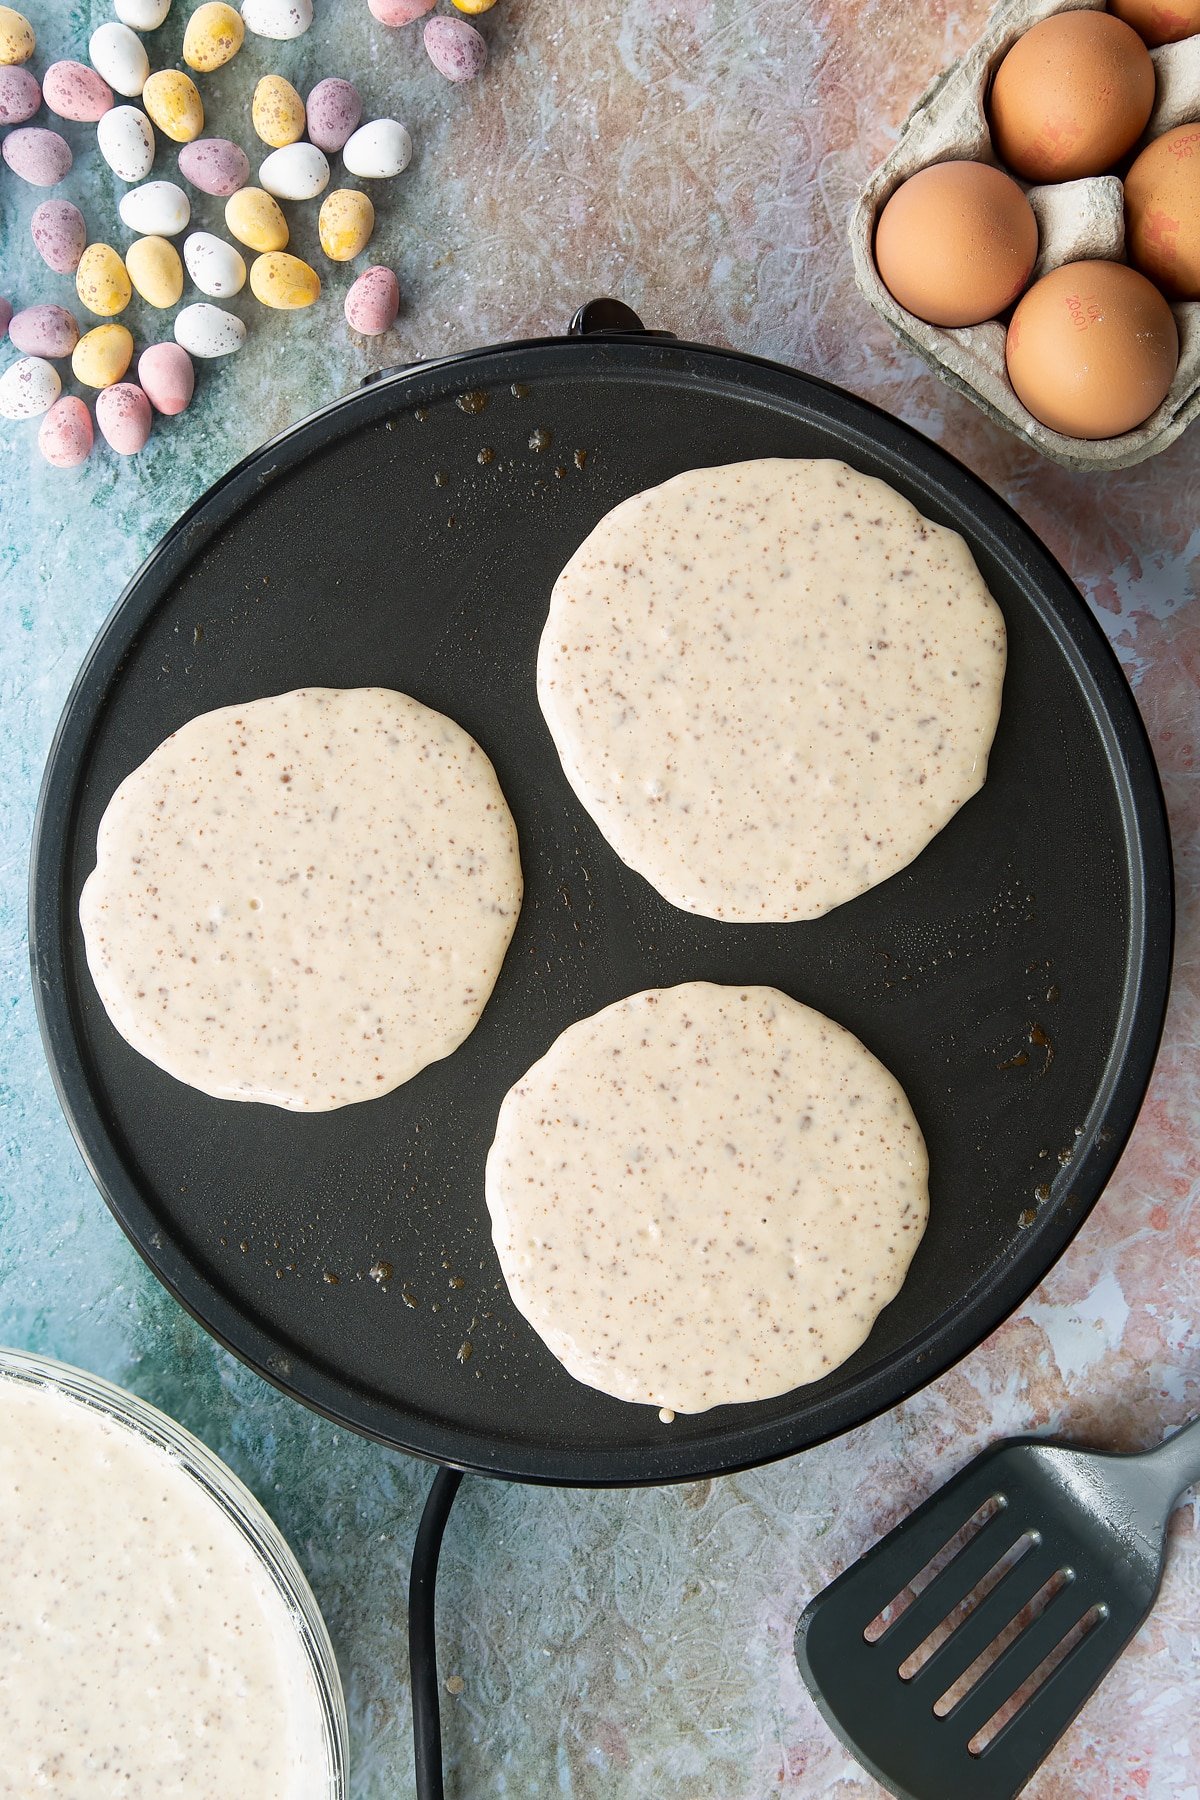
[143, 69, 204, 143]
[345, 264, 398, 335]
[224, 185, 288, 251]
[250, 250, 320, 308]
[183, 2, 245, 71]
[453, 0, 497, 11]
[0, 63, 39, 123]
[369, 0, 434, 22]
[253, 74, 305, 147]
[120, 179, 191, 237]
[96, 381, 152, 454]
[97, 106, 156, 182]
[305, 78, 360, 153]
[319, 188, 374, 261]
[423, 15, 488, 81]
[0, 6, 34, 64]
[874, 161, 1038, 328]
[184, 230, 247, 296]
[1125, 125, 1200, 302]
[9, 304, 80, 359]
[175, 301, 246, 356]
[72, 322, 135, 388]
[241, 0, 313, 40]
[3, 126, 72, 187]
[259, 142, 329, 200]
[89, 21, 150, 97]
[77, 244, 133, 318]
[31, 199, 87, 273]
[138, 341, 194, 414]
[115, 0, 173, 24]
[179, 137, 250, 195]
[989, 12, 1153, 183]
[0, 357, 61, 420]
[342, 119, 411, 179]
[38, 396, 94, 468]
[42, 60, 114, 122]
[126, 235, 185, 307]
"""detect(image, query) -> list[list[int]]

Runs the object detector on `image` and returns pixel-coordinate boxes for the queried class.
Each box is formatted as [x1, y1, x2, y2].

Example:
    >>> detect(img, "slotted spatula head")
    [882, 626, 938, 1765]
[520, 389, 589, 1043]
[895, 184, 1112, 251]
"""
[795, 1421, 1200, 1800]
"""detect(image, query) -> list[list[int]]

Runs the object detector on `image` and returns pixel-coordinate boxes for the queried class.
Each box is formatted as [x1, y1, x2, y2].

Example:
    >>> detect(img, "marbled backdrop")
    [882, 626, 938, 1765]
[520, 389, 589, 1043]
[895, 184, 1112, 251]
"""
[1, 1, 1197, 1796]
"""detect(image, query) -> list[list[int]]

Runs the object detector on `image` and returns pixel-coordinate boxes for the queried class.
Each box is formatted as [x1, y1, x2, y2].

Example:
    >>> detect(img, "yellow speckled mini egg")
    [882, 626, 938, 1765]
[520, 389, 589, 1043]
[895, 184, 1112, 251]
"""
[452, 0, 496, 11]
[318, 188, 374, 262]
[0, 6, 34, 64]
[72, 322, 135, 389]
[250, 250, 321, 308]
[252, 74, 305, 148]
[225, 185, 289, 252]
[182, 1, 244, 72]
[126, 235, 185, 308]
[76, 244, 133, 318]
[142, 69, 204, 143]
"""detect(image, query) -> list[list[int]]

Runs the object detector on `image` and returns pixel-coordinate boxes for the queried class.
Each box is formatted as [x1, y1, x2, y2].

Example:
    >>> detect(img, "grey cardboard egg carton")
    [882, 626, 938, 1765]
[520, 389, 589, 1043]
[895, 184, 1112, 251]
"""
[850, 0, 1200, 468]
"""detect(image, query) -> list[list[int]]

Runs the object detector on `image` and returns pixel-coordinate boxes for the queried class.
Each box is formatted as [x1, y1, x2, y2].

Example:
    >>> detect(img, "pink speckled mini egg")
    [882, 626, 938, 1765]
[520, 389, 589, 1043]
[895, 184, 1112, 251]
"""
[9, 303, 80, 359]
[369, 0, 434, 23]
[178, 137, 250, 196]
[305, 77, 361, 152]
[138, 342, 195, 415]
[423, 16, 487, 81]
[0, 64, 40, 124]
[3, 126, 73, 187]
[42, 59, 115, 122]
[31, 199, 88, 273]
[344, 264, 399, 336]
[38, 396, 94, 468]
[96, 381, 152, 455]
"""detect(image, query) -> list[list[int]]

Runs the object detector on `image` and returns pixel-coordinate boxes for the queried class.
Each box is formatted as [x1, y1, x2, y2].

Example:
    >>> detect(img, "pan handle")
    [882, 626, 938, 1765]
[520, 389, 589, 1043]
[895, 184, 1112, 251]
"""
[568, 297, 676, 340]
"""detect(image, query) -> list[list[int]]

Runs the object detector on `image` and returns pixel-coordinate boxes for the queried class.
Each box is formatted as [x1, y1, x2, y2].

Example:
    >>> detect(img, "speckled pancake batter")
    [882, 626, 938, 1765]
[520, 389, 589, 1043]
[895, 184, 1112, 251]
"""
[538, 458, 1006, 922]
[79, 687, 522, 1111]
[486, 982, 929, 1414]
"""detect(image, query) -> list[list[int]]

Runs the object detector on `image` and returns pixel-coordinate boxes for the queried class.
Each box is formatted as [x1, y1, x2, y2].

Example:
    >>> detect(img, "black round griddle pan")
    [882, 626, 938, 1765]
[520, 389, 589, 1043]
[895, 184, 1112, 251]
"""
[30, 303, 1173, 1487]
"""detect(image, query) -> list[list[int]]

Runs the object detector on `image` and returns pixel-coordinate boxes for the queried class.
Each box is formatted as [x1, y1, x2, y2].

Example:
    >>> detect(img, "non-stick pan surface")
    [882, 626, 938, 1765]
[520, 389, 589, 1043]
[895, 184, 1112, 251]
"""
[30, 321, 1172, 1485]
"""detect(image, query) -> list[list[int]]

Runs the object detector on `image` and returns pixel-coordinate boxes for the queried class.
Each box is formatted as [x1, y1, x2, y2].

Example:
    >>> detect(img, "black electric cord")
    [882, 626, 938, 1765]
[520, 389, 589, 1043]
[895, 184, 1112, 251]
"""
[410, 1465, 465, 1800]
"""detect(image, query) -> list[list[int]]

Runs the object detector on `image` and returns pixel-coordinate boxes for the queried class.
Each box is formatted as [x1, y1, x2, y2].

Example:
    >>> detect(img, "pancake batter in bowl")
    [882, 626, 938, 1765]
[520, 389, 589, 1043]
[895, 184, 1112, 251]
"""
[486, 982, 929, 1414]
[538, 458, 1006, 922]
[79, 686, 522, 1110]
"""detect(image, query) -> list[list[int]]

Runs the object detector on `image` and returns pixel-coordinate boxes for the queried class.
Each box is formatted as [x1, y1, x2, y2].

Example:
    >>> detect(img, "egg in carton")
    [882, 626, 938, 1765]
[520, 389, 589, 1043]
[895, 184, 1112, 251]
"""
[850, 0, 1200, 469]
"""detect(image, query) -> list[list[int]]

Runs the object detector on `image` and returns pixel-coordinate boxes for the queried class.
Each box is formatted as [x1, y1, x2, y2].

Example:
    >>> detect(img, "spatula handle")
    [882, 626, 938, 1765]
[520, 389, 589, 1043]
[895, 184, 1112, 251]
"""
[1147, 1414, 1200, 1501]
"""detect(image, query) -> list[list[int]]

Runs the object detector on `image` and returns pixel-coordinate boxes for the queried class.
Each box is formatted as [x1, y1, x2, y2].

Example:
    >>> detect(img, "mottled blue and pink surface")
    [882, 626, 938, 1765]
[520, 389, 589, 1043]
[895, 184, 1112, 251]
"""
[1, 2, 1197, 1795]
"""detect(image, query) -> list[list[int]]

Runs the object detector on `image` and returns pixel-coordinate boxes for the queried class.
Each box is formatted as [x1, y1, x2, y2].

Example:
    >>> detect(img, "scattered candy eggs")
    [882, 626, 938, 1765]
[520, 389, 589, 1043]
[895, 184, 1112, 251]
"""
[1006, 260, 1178, 439]
[32, 199, 87, 272]
[1109, 0, 1200, 48]
[250, 250, 320, 308]
[8, 304, 80, 359]
[253, 73, 305, 146]
[3, 126, 72, 186]
[453, 0, 497, 12]
[988, 13, 1154, 184]
[0, 6, 34, 64]
[369, 0, 434, 22]
[319, 188, 375, 261]
[115, 0, 173, 25]
[175, 301, 247, 356]
[1125, 124, 1200, 302]
[0, 62, 39, 122]
[259, 141, 329, 199]
[96, 381, 153, 454]
[126, 234, 185, 307]
[76, 243, 133, 318]
[183, 2, 245, 71]
[241, 0, 313, 40]
[0, 357, 61, 420]
[42, 60, 114, 122]
[225, 185, 289, 250]
[139, 341, 194, 414]
[143, 68, 204, 143]
[72, 322, 135, 388]
[120, 179, 191, 236]
[874, 161, 1037, 328]
[89, 21, 150, 97]
[38, 396, 94, 468]
[342, 119, 411, 179]
[97, 106, 157, 182]
[0, 298, 10, 336]
[179, 137, 250, 194]
[423, 15, 488, 81]
[345, 264, 398, 335]
[184, 230, 247, 296]
[306, 77, 361, 153]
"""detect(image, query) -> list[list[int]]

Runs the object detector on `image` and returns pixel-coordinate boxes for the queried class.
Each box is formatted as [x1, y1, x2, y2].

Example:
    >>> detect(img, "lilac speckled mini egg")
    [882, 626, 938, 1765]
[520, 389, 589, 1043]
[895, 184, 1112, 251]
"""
[178, 137, 250, 196]
[305, 77, 361, 153]
[138, 342, 194, 416]
[2, 126, 73, 187]
[42, 59, 115, 122]
[96, 381, 152, 455]
[344, 265, 399, 336]
[0, 63, 40, 125]
[423, 16, 487, 82]
[9, 304, 80, 359]
[31, 199, 88, 273]
[38, 396, 94, 468]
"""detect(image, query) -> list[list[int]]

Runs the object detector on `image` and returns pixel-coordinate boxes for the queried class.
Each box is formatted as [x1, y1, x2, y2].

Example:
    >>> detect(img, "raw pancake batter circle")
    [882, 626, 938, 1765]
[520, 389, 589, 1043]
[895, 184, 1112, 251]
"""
[537, 458, 1007, 922]
[79, 686, 522, 1110]
[485, 982, 929, 1414]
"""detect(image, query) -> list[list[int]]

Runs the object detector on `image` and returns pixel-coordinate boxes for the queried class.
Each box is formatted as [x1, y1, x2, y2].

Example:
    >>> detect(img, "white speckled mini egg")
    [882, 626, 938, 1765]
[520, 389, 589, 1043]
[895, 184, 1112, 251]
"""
[342, 119, 411, 180]
[241, 0, 312, 40]
[174, 301, 246, 357]
[0, 355, 61, 419]
[184, 230, 247, 296]
[119, 180, 191, 237]
[97, 106, 156, 182]
[89, 21, 150, 97]
[259, 142, 329, 200]
[115, 0, 173, 26]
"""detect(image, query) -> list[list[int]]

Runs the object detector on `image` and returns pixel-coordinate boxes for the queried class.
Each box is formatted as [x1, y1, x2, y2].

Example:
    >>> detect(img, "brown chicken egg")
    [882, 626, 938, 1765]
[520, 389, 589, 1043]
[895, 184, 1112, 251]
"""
[1109, 0, 1200, 49]
[1005, 260, 1178, 438]
[1125, 124, 1200, 301]
[874, 160, 1038, 327]
[988, 11, 1155, 182]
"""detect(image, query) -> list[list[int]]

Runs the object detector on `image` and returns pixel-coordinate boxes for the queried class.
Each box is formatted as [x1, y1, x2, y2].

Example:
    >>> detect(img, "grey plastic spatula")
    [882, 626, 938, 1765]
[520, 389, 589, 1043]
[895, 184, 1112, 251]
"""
[795, 1418, 1200, 1800]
